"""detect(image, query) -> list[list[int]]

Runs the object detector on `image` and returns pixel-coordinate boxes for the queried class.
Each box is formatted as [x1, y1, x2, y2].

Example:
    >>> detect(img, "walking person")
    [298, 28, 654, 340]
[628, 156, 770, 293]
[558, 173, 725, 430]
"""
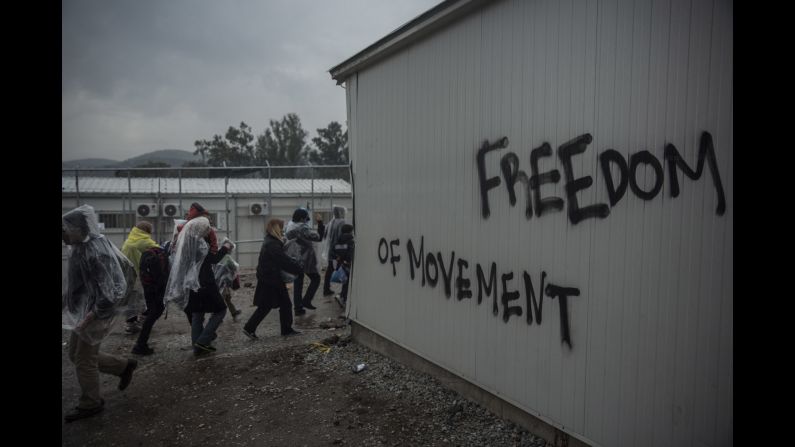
[62, 205, 141, 422]
[214, 253, 243, 322]
[322, 206, 347, 296]
[333, 224, 355, 307]
[242, 218, 303, 339]
[315, 213, 326, 240]
[170, 203, 218, 326]
[284, 208, 322, 315]
[120, 221, 159, 335]
[131, 243, 170, 355]
[164, 216, 233, 356]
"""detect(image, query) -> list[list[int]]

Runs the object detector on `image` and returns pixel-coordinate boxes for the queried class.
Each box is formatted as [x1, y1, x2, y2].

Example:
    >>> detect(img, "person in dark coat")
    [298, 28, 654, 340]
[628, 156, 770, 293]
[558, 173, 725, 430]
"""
[243, 218, 303, 339]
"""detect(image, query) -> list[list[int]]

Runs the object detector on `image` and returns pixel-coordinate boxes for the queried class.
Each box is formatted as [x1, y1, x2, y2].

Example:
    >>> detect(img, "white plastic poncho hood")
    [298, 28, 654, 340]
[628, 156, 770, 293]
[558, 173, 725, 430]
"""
[62, 205, 139, 345]
[163, 217, 210, 310]
[213, 253, 239, 289]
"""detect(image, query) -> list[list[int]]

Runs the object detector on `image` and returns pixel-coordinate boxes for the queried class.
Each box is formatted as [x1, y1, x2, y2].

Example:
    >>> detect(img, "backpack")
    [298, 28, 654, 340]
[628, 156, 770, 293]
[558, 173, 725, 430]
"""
[139, 246, 169, 288]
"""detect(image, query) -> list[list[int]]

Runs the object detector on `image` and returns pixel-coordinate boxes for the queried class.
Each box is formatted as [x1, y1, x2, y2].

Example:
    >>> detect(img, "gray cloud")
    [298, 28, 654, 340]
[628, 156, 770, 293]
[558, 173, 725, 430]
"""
[62, 0, 438, 161]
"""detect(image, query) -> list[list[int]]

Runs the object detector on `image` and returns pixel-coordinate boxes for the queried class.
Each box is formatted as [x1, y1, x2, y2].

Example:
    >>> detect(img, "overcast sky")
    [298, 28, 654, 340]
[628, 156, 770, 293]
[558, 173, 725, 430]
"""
[62, 0, 439, 162]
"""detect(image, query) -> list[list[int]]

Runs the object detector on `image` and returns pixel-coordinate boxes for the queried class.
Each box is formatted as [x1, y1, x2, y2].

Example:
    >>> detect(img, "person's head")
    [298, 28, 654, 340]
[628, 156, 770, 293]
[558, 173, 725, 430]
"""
[135, 221, 153, 234]
[62, 205, 98, 245]
[315, 213, 323, 223]
[332, 206, 346, 219]
[187, 202, 209, 220]
[265, 218, 285, 240]
[341, 224, 354, 235]
[291, 208, 310, 223]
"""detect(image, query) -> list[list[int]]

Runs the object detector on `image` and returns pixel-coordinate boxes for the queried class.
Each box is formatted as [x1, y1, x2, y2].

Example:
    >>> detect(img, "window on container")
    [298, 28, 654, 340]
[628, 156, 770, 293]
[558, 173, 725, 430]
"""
[97, 212, 136, 229]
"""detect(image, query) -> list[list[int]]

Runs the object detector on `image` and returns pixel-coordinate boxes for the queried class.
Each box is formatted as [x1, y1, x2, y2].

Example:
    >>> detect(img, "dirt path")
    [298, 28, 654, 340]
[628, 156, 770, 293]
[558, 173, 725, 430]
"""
[62, 271, 547, 446]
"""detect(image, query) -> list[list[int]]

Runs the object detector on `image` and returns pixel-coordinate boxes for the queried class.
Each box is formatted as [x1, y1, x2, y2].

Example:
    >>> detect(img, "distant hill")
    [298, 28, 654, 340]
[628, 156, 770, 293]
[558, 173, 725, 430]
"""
[117, 149, 201, 167]
[63, 149, 200, 171]
[61, 158, 120, 169]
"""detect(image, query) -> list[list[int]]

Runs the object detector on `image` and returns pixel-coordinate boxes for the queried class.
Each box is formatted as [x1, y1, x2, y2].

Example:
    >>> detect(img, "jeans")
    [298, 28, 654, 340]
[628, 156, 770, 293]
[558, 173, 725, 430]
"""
[294, 272, 320, 309]
[191, 308, 227, 346]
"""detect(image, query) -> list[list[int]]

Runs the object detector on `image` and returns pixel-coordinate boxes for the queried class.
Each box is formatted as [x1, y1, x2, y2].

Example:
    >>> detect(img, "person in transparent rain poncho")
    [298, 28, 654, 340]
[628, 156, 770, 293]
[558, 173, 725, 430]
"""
[62, 205, 142, 422]
[213, 253, 242, 322]
[163, 216, 233, 356]
[322, 206, 347, 296]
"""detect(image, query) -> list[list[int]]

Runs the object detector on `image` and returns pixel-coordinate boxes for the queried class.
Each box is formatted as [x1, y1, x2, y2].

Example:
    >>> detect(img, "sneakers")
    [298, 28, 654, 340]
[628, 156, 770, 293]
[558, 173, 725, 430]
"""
[232, 309, 242, 322]
[118, 359, 138, 391]
[281, 328, 301, 337]
[64, 399, 104, 423]
[294, 308, 306, 316]
[124, 323, 141, 334]
[131, 345, 154, 356]
[242, 328, 258, 340]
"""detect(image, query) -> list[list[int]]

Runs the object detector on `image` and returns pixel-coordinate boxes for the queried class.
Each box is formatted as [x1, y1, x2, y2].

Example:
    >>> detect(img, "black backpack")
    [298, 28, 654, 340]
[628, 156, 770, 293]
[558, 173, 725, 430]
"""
[139, 246, 169, 288]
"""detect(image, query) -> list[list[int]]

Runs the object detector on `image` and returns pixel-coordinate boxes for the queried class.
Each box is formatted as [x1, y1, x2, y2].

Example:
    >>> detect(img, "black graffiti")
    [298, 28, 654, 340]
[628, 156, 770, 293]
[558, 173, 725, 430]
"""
[387, 236, 579, 349]
[558, 134, 610, 224]
[477, 131, 727, 224]
[407, 237, 425, 286]
[456, 258, 473, 300]
[476, 262, 497, 310]
[437, 251, 456, 299]
[530, 142, 564, 217]
[664, 132, 726, 215]
[501, 272, 523, 323]
[544, 284, 580, 350]
[477, 137, 509, 218]
[378, 238, 389, 264]
[425, 252, 439, 287]
[389, 239, 401, 276]
[629, 150, 664, 200]
[523, 270, 547, 325]
[599, 149, 629, 206]
[500, 152, 533, 219]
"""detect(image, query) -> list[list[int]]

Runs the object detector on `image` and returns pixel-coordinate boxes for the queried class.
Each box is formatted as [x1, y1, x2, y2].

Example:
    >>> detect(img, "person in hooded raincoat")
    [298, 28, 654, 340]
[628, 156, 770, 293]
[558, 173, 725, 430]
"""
[242, 218, 303, 339]
[284, 208, 322, 315]
[214, 253, 242, 321]
[163, 216, 233, 356]
[169, 202, 218, 325]
[62, 205, 141, 422]
[120, 221, 159, 334]
[322, 206, 347, 296]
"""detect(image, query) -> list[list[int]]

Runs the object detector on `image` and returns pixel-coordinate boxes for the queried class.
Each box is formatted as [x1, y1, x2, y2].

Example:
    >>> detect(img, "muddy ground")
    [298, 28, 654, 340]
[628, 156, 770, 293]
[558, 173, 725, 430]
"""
[62, 270, 549, 447]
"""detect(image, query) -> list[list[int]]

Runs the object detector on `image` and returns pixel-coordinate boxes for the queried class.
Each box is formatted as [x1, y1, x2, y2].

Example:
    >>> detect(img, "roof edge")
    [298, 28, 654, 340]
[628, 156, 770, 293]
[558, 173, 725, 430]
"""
[329, 0, 493, 84]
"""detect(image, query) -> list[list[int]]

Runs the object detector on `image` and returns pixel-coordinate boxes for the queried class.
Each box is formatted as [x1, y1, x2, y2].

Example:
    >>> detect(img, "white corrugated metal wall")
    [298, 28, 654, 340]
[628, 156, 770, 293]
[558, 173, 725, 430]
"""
[346, 0, 732, 446]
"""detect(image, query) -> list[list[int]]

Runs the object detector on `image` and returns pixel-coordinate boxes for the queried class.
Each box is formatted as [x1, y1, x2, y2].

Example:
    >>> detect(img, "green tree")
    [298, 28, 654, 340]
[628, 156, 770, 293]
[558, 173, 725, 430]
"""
[255, 113, 310, 166]
[194, 122, 255, 167]
[309, 121, 348, 165]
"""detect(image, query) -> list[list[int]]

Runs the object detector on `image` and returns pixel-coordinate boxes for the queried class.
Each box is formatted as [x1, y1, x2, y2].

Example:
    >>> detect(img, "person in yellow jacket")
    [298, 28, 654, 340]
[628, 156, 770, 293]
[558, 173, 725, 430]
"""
[120, 221, 159, 333]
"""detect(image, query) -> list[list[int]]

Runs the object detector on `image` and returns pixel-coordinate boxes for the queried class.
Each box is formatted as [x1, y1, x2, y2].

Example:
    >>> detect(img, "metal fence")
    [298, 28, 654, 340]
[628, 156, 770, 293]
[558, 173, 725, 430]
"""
[62, 164, 353, 264]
